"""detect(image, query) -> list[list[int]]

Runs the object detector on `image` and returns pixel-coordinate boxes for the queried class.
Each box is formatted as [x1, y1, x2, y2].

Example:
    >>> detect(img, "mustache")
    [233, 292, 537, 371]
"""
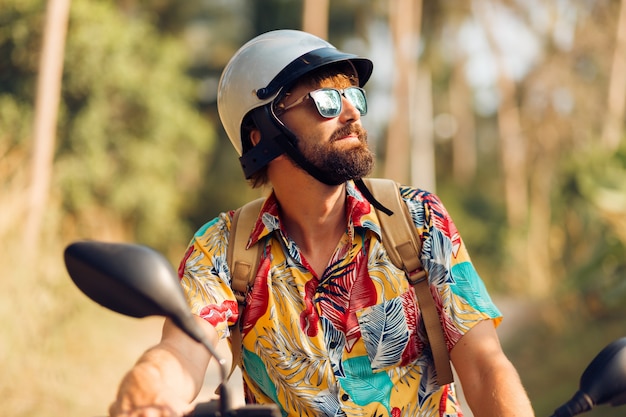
[330, 124, 368, 143]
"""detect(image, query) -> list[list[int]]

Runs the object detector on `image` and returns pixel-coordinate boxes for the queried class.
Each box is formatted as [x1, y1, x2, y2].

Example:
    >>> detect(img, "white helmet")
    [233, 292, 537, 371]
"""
[217, 29, 373, 181]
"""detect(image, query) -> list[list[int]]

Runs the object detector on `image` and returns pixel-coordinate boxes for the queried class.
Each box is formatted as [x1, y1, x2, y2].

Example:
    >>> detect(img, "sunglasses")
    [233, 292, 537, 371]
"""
[276, 87, 368, 118]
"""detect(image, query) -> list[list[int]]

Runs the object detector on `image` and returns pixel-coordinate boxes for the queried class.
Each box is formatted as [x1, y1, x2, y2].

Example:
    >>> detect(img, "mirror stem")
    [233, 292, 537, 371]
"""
[550, 390, 594, 417]
[174, 314, 231, 416]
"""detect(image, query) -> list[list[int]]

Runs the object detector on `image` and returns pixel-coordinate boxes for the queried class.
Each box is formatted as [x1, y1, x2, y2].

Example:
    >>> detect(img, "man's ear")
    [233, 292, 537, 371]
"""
[250, 129, 261, 146]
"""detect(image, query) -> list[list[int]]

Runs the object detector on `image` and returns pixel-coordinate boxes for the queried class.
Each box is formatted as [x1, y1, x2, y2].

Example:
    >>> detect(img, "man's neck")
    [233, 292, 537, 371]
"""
[272, 173, 348, 277]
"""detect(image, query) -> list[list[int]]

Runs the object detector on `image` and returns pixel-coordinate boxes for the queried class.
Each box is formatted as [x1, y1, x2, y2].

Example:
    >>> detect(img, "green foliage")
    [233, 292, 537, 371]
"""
[0, 0, 42, 94]
[437, 169, 508, 290]
[556, 142, 626, 315]
[1, 0, 216, 253]
[53, 0, 215, 251]
[0, 0, 41, 148]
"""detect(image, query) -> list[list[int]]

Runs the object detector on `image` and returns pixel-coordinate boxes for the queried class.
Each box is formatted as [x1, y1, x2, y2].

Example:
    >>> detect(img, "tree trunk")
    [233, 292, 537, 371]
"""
[474, 0, 529, 293]
[601, 0, 626, 150]
[450, 60, 477, 184]
[23, 0, 71, 253]
[474, 0, 527, 228]
[385, 0, 426, 187]
[527, 132, 557, 298]
[302, 0, 329, 39]
[411, 67, 436, 191]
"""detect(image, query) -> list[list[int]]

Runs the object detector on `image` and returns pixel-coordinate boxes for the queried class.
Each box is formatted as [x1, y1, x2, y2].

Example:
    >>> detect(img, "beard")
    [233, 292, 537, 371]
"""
[296, 124, 375, 184]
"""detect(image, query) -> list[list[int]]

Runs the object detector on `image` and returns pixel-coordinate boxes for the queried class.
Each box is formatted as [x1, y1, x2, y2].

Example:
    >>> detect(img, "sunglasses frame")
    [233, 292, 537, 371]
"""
[275, 87, 367, 118]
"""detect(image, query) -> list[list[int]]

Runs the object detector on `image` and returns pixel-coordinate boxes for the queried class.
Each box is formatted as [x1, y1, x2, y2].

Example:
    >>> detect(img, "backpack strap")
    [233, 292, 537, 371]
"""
[363, 178, 454, 386]
[226, 197, 265, 377]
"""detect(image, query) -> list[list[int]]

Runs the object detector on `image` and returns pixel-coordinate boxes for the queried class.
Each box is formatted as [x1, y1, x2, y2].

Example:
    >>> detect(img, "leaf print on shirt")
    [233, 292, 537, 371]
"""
[300, 275, 321, 337]
[178, 245, 194, 279]
[399, 289, 421, 366]
[421, 192, 462, 259]
[450, 261, 500, 318]
[317, 241, 377, 352]
[199, 300, 238, 327]
[182, 250, 225, 308]
[243, 348, 284, 413]
[242, 255, 272, 336]
[320, 316, 347, 378]
[311, 386, 347, 417]
[250, 320, 333, 416]
[357, 295, 411, 370]
[340, 355, 394, 413]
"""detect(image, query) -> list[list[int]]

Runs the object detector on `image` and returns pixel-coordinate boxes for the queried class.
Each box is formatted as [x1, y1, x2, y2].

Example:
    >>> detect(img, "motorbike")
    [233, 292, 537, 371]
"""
[63, 240, 626, 417]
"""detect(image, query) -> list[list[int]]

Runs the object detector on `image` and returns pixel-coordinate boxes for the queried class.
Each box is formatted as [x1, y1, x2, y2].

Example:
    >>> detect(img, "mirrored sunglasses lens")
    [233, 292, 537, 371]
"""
[345, 88, 367, 115]
[311, 90, 342, 118]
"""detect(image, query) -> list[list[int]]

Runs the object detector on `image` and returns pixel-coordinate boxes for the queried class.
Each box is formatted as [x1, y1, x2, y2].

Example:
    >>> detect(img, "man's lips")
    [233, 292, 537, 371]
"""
[336, 134, 358, 141]
[330, 125, 366, 143]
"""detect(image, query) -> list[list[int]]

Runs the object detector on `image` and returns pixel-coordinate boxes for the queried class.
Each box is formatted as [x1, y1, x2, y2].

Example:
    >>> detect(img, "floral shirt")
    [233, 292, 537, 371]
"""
[179, 181, 502, 417]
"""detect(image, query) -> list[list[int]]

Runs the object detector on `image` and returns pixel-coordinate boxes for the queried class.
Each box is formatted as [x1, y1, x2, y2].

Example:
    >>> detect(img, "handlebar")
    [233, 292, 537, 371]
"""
[186, 399, 280, 417]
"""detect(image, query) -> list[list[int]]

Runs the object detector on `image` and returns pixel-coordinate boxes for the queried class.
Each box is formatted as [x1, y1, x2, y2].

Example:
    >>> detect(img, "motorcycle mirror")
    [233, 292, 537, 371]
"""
[64, 241, 192, 321]
[63, 241, 231, 415]
[550, 337, 626, 417]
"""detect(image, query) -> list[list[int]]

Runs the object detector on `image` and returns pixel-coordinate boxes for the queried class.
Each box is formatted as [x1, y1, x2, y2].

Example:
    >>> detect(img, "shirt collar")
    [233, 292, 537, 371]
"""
[246, 180, 382, 249]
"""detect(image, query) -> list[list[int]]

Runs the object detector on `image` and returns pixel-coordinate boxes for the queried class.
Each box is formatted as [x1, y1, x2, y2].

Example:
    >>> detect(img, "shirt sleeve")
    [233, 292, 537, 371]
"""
[178, 211, 239, 340]
[401, 186, 502, 348]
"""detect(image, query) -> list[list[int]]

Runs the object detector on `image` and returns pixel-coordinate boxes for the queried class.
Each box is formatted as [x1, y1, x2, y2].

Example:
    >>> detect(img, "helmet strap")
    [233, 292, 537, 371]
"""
[239, 122, 285, 179]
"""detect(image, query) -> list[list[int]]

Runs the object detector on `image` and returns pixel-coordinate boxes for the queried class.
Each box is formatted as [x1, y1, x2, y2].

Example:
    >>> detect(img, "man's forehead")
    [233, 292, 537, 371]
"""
[294, 71, 358, 90]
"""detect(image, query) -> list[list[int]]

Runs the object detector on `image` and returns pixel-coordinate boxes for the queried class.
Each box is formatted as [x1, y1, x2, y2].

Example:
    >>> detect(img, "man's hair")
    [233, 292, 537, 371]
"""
[242, 61, 359, 189]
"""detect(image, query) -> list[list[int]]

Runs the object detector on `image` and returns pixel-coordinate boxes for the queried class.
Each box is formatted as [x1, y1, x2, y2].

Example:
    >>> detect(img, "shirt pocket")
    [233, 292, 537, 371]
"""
[356, 288, 422, 372]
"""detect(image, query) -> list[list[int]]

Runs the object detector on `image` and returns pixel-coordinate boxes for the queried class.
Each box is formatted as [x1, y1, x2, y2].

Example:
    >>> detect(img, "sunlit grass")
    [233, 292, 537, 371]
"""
[0, 230, 163, 416]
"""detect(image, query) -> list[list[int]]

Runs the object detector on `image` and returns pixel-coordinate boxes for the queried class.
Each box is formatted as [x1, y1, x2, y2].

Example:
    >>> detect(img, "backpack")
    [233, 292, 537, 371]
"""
[226, 178, 453, 386]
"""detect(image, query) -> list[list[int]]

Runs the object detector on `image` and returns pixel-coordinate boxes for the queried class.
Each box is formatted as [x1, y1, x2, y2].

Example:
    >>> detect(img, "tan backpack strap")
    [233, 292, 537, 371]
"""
[226, 197, 265, 378]
[228, 197, 264, 301]
[363, 178, 454, 386]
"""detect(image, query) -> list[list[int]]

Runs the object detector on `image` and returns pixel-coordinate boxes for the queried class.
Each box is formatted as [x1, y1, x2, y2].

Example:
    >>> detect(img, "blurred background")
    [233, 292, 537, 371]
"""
[1, 0, 625, 415]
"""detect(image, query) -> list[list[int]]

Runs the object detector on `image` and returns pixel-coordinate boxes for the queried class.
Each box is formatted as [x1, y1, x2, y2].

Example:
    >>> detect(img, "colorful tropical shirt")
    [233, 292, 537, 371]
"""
[178, 180, 502, 417]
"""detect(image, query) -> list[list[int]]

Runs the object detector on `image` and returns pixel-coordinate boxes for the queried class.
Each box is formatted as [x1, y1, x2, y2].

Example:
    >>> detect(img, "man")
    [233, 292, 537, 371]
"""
[109, 30, 535, 417]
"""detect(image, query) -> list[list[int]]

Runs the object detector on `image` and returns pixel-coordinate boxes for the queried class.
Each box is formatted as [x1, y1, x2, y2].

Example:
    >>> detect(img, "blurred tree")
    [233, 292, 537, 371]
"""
[251, 0, 302, 34]
[303, 0, 329, 38]
[601, 0, 626, 150]
[506, 0, 626, 305]
[471, 0, 533, 296]
[0, 0, 215, 256]
[0, 0, 41, 240]
[379, 0, 430, 191]
[568, 143, 626, 314]
[23, 0, 70, 256]
[449, 56, 477, 185]
[57, 0, 214, 254]
[412, 0, 626, 306]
